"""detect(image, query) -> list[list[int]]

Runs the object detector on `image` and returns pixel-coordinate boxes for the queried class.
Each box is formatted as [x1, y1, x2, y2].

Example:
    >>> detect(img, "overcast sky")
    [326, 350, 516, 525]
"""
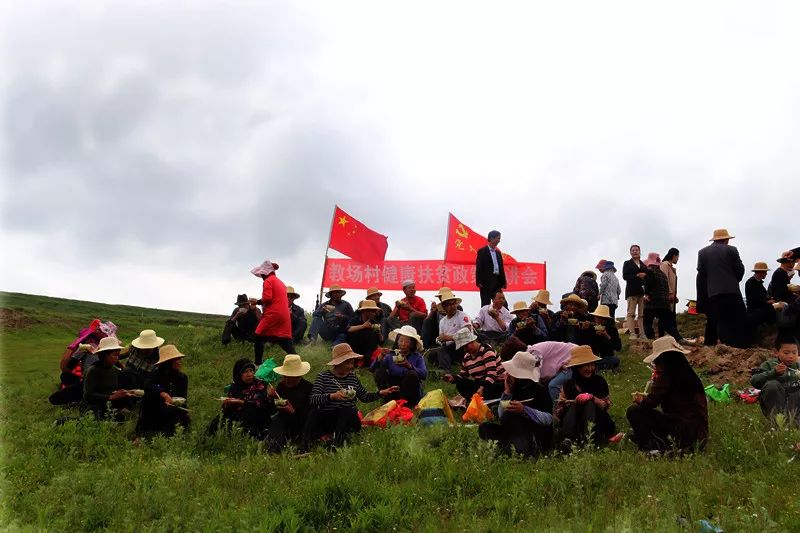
[2, 1, 799, 320]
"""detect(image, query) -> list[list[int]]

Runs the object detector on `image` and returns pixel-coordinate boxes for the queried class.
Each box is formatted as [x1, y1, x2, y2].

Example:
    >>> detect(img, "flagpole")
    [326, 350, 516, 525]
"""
[319, 204, 337, 304]
[443, 212, 452, 262]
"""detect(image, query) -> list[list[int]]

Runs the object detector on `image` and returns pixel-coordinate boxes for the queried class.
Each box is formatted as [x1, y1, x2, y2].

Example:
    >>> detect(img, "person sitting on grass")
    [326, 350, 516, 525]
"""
[121, 329, 165, 388]
[82, 337, 137, 421]
[627, 336, 708, 454]
[301, 344, 398, 451]
[372, 325, 428, 408]
[208, 358, 274, 439]
[478, 350, 554, 458]
[221, 294, 261, 346]
[365, 286, 393, 339]
[500, 301, 548, 360]
[135, 345, 190, 438]
[587, 304, 621, 371]
[346, 299, 385, 366]
[550, 293, 592, 345]
[267, 354, 313, 453]
[309, 285, 354, 344]
[750, 336, 800, 426]
[428, 289, 471, 371]
[529, 289, 556, 332]
[388, 280, 428, 334]
[472, 290, 514, 345]
[555, 345, 618, 450]
[442, 327, 505, 401]
[50, 343, 99, 406]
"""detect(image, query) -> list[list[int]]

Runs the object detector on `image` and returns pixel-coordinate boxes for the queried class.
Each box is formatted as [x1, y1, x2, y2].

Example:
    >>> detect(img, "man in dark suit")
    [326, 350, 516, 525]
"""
[745, 262, 775, 327]
[475, 230, 507, 306]
[696, 228, 748, 347]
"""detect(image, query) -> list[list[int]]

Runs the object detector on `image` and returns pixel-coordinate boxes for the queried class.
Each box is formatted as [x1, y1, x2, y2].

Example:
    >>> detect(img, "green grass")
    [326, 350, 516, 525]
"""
[1, 292, 799, 531]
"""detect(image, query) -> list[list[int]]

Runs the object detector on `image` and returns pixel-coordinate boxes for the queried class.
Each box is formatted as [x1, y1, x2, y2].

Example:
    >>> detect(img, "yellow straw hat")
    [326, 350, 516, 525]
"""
[274, 354, 311, 377]
[155, 345, 185, 366]
[565, 345, 602, 368]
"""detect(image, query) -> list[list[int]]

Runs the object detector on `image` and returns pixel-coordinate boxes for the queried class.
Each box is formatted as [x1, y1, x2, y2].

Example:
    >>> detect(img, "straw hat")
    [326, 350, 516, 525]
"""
[643, 335, 690, 365]
[709, 228, 734, 241]
[533, 290, 553, 306]
[502, 351, 542, 382]
[131, 329, 165, 350]
[453, 327, 478, 349]
[565, 345, 602, 368]
[559, 293, 588, 309]
[93, 336, 125, 354]
[366, 287, 383, 298]
[789, 284, 800, 294]
[581, 270, 597, 280]
[643, 253, 662, 267]
[274, 354, 311, 377]
[590, 304, 612, 319]
[155, 345, 185, 366]
[435, 286, 454, 300]
[327, 343, 363, 366]
[388, 325, 423, 351]
[751, 262, 770, 272]
[439, 289, 462, 306]
[325, 285, 347, 297]
[510, 301, 531, 314]
[286, 286, 300, 298]
[356, 299, 380, 312]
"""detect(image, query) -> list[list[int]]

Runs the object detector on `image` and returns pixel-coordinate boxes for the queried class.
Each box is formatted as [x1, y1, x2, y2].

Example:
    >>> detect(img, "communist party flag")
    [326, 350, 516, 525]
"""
[328, 205, 389, 264]
[444, 213, 517, 264]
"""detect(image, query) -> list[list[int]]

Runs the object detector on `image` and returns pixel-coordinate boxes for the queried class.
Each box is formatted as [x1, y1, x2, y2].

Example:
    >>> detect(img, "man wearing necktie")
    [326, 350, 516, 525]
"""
[475, 230, 507, 306]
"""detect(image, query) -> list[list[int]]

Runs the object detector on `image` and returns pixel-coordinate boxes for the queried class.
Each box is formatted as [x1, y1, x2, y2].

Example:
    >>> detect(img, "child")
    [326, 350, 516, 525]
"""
[750, 336, 800, 425]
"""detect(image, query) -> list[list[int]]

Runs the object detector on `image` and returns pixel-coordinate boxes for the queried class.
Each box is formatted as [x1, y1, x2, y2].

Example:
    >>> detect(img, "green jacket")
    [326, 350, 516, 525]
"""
[750, 359, 800, 389]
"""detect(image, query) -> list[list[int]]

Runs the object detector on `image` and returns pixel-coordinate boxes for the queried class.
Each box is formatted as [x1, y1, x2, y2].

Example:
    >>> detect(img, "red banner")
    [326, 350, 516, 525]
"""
[322, 258, 546, 292]
[444, 213, 517, 264]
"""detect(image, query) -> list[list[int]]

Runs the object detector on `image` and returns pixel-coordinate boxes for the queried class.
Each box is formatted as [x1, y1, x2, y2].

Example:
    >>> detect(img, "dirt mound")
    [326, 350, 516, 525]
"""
[687, 345, 773, 386]
[0, 308, 39, 330]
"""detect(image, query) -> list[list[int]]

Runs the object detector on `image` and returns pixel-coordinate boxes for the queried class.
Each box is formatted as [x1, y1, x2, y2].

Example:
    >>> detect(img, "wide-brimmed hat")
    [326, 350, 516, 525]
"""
[366, 287, 383, 298]
[777, 257, 793, 265]
[356, 299, 380, 312]
[93, 336, 125, 355]
[251, 259, 279, 277]
[325, 285, 347, 298]
[581, 270, 597, 280]
[510, 301, 531, 314]
[502, 351, 542, 382]
[752, 262, 770, 272]
[595, 259, 607, 270]
[286, 286, 300, 298]
[789, 284, 800, 294]
[131, 329, 165, 350]
[533, 290, 553, 306]
[590, 304, 612, 319]
[710, 229, 734, 241]
[156, 345, 185, 366]
[643, 253, 662, 267]
[388, 325, 423, 351]
[602, 261, 617, 272]
[643, 335, 690, 365]
[453, 327, 477, 349]
[435, 287, 453, 300]
[559, 293, 588, 309]
[565, 345, 602, 368]
[439, 289, 462, 306]
[274, 354, 311, 377]
[327, 343, 363, 366]
[235, 294, 248, 305]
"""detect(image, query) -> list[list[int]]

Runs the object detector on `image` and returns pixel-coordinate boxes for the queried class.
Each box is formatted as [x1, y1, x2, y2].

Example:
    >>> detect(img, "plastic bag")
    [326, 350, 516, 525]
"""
[462, 393, 494, 423]
[254, 358, 280, 384]
[417, 389, 455, 425]
[387, 399, 414, 426]
[362, 400, 397, 428]
[704, 383, 732, 403]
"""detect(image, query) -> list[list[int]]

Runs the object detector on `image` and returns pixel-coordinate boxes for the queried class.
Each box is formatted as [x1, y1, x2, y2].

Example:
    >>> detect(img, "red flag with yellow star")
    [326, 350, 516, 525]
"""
[328, 206, 389, 264]
[444, 213, 517, 264]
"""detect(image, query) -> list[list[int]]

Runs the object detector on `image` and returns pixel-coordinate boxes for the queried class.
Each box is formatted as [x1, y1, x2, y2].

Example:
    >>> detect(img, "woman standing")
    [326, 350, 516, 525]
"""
[623, 245, 648, 339]
[660, 248, 684, 342]
[251, 259, 294, 365]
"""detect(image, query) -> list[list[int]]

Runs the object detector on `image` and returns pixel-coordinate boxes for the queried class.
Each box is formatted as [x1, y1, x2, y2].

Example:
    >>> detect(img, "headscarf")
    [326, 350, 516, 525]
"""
[232, 358, 257, 386]
[251, 260, 277, 278]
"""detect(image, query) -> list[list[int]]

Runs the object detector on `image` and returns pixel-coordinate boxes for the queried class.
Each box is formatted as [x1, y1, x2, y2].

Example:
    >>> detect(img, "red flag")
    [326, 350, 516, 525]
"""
[444, 213, 517, 264]
[329, 206, 389, 264]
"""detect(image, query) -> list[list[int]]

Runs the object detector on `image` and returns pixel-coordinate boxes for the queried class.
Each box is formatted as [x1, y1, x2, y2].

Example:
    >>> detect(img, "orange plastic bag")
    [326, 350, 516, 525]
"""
[386, 399, 414, 426]
[362, 400, 397, 428]
[462, 393, 493, 423]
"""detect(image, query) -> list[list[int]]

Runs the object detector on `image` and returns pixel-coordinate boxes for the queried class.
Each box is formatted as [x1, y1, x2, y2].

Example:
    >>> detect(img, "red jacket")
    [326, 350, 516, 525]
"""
[255, 274, 292, 339]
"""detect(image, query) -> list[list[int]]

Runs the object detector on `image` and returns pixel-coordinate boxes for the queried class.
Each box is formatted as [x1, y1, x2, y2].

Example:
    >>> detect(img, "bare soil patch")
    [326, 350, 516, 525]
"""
[0, 308, 40, 330]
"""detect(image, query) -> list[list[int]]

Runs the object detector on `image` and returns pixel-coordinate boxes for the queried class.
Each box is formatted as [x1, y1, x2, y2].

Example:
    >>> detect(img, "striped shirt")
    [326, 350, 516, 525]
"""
[310, 370, 381, 411]
[458, 343, 505, 385]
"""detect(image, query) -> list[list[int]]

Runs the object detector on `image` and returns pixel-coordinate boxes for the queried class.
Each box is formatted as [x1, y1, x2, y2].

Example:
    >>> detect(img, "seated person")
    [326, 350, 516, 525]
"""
[549, 294, 592, 345]
[555, 346, 617, 449]
[770, 257, 797, 305]
[746, 262, 776, 327]
[208, 358, 274, 439]
[389, 280, 428, 334]
[301, 344, 397, 451]
[308, 285, 354, 343]
[135, 345, 190, 438]
[587, 305, 621, 371]
[530, 290, 556, 333]
[365, 287, 393, 339]
[443, 328, 505, 401]
[473, 290, 514, 345]
[750, 336, 800, 426]
[221, 294, 262, 345]
[82, 337, 136, 420]
[527, 341, 580, 401]
[286, 287, 307, 345]
[499, 301, 548, 360]
[121, 329, 165, 388]
[420, 287, 459, 349]
[346, 300, 385, 366]
[627, 336, 708, 453]
[427, 290, 471, 371]
[50, 343, 99, 406]
[478, 350, 554, 458]
[267, 354, 313, 453]
[373, 325, 428, 407]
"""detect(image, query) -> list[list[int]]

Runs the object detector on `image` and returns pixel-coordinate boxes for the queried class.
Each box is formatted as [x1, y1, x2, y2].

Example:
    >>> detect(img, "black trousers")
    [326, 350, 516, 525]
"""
[479, 415, 552, 458]
[479, 276, 504, 306]
[559, 401, 615, 446]
[374, 368, 422, 407]
[453, 377, 504, 401]
[301, 406, 361, 451]
[421, 315, 440, 349]
[253, 336, 296, 365]
[427, 344, 462, 372]
[643, 308, 680, 340]
[267, 412, 307, 452]
[626, 404, 675, 452]
[711, 293, 748, 347]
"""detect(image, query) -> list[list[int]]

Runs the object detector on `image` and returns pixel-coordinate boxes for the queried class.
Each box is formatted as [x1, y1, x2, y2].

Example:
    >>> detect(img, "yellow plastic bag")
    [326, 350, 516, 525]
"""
[362, 400, 397, 427]
[416, 389, 455, 424]
[462, 393, 493, 423]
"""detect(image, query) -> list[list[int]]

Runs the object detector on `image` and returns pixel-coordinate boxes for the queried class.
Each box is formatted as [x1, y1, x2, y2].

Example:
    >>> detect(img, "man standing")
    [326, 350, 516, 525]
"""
[476, 230, 507, 306]
[696, 229, 747, 347]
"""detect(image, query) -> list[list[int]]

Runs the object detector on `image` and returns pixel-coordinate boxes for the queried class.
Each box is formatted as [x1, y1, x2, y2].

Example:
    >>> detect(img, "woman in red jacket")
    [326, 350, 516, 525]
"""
[251, 259, 295, 365]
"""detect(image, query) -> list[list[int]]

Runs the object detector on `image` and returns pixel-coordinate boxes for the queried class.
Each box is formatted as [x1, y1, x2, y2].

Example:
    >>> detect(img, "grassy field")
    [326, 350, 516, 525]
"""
[1, 291, 799, 532]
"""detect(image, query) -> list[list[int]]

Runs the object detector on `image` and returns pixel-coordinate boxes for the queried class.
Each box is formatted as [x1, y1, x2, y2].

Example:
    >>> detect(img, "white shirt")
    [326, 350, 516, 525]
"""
[438, 310, 472, 345]
[473, 304, 513, 333]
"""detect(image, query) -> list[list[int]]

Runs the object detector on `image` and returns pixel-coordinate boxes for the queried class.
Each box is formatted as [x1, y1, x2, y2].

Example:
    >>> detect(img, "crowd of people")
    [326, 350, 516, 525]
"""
[47, 231, 800, 458]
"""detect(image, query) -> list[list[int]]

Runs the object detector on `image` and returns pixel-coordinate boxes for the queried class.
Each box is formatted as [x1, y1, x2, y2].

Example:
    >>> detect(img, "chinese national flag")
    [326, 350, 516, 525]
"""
[444, 213, 517, 264]
[328, 206, 389, 264]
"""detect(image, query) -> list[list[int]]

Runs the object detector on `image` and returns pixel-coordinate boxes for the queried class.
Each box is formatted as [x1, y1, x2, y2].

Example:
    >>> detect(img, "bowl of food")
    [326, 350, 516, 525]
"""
[131, 389, 145, 398]
[567, 318, 578, 326]
[774, 302, 787, 310]
[594, 325, 605, 332]
[372, 324, 382, 332]
[274, 398, 288, 407]
[342, 387, 357, 400]
[171, 397, 186, 406]
[500, 400, 511, 410]
[393, 355, 406, 364]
